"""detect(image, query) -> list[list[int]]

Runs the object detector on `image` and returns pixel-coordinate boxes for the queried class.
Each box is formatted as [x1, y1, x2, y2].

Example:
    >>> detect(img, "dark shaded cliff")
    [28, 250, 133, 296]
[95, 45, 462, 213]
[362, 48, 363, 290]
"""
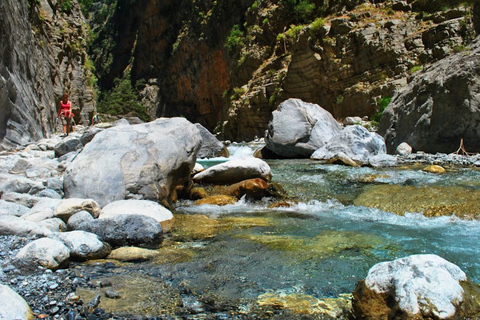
[0, 0, 95, 149]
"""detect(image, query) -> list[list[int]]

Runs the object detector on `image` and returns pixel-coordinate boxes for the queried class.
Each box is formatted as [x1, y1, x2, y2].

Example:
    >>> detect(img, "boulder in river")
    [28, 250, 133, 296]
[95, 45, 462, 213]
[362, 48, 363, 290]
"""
[311, 125, 387, 166]
[193, 158, 272, 184]
[352, 254, 480, 319]
[195, 123, 229, 158]
[265, 98, 342, 158]
[64, 118, 202, 207]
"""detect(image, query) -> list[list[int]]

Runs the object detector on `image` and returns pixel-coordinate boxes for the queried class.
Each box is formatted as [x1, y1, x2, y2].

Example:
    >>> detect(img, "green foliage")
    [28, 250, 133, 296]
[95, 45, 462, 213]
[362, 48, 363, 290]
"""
[97, 70, 150, 121]
[59, 0, 71, 13]
[410, 65, 423, 74]
[280, 0, 316, 23]
[230, 87, 246, 100]
[372, 96, 392, 124]
[285, 24, 305, 41]
[78, 0, 94, 16]
[225, 25, 245, 53]
[310, 17, 325, 32]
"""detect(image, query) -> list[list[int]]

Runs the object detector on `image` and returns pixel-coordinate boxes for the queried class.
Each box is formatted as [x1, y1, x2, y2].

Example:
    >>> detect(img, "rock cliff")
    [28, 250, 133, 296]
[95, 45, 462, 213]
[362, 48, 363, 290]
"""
[0, 0, 95, 150]
[89, 0, 476, 142]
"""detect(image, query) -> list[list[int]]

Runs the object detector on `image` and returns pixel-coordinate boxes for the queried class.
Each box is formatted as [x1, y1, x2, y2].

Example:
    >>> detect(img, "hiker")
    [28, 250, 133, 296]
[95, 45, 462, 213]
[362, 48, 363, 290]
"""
[91, 111, 101, 125]
[57, 92, 74, 136]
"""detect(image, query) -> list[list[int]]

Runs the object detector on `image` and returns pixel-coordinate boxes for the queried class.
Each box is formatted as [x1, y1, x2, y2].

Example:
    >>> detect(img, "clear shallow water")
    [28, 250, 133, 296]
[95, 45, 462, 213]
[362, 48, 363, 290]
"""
[81, 144, 480, 317]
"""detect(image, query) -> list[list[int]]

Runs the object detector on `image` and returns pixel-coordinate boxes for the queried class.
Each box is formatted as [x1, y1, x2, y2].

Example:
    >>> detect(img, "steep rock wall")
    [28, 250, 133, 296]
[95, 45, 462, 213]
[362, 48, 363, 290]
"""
[0, 0, 94, 150]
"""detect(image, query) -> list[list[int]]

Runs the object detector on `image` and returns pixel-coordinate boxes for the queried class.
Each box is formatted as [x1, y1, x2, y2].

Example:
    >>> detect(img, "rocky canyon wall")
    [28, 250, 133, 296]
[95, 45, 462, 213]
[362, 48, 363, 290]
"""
[0, 0, 94, 150]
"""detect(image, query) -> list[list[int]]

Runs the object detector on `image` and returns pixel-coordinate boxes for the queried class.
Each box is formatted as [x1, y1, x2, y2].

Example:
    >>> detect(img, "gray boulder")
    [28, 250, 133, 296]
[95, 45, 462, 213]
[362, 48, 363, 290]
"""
[0, 173, 45, 195]
[54, 135, 83, 157]
[311, 125, 386, 166]
[195, 123, 229, 158]
[21, 197, 61, 222]
[77, 214, 164, 249]
[14, 238, 70, 270]
[50, 231, 111, 261]
[396, 142, 413, 156]
[379, 37, 480, 154]
[0, 200, 29, 217]
[0, 284, 34, 320]
[265, 99, 342, 158]
[64, 118, 202, 207]
[0, 192, 41, 208]
[353, 254, 480, 319]
[67, 210, 95, 231]
[193, 158, 272, 184]
[0, 215, 53, 237]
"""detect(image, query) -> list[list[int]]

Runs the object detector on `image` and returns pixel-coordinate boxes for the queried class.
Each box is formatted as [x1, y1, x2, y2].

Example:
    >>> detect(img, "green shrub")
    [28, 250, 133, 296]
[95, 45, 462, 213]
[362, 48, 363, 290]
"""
[97, 70, 150, 121]
[372, 96, 392, 123]
[225, 25, 245, 53]
[285, 24, 305, 41]
[410, 65, 423, 74]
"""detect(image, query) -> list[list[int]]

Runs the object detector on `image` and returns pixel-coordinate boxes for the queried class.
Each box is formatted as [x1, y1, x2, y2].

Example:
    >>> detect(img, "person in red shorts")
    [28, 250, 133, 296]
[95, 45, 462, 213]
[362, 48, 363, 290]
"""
[57, 92, 74, 136]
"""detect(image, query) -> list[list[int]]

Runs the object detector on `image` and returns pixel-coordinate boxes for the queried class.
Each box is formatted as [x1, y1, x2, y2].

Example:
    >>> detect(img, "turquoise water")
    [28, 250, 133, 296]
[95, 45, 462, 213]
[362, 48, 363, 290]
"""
[173, 145, 480, 303]
[85, 144, 480, 317]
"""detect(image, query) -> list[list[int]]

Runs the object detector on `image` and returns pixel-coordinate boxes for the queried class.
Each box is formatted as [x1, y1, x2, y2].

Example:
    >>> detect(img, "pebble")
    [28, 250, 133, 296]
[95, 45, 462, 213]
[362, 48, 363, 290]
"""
[105, 289, 121, 299]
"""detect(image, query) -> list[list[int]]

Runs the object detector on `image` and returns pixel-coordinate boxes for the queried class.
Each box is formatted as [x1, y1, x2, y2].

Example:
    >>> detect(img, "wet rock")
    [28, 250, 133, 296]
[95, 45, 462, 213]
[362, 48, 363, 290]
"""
[189, 187, 208, 200]
[194, 195, 238, 206]
[0, 284, 34, 319]
[354, 185, 480, 219]
[213, 178, 269, 199]
[105, 290, 121, 299]
[193, 158, 272, 184]
[311, 125, 386, 166]
[422, 164, 446, 174]
[14, 238, 70, 270]
[49, 231, 111, 261]
[64, 118, 202, 207]
[107, 247, 159, 262]
[77, 214, 164, 249]
[99, 199, 174, 232]
[264, 99, 342, 158]
[368, 154, 398, 168]
[352, 254, 480, 319]
[192, 163, 204, 175]
[195, 123, 229, 158]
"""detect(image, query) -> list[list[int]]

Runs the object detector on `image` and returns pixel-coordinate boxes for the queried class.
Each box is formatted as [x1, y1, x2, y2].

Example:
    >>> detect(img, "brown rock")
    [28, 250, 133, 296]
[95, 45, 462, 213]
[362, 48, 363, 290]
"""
[194, 195, 237, 206]
[214, 178, 269, 200]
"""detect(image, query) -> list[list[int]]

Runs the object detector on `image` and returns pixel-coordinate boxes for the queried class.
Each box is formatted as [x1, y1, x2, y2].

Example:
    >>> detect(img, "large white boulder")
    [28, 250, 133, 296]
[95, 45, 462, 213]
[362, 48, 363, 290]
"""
[0, 215, 53, 237]
[15, 238, 70, 270]
[311, 125, 386, 166]
[0, 200, 29, 217]
[64, 118, 202, 207]
[193, 158, 272, 184]
[265, 98, 342, 158]
[0, 284, 34, 320]
[353, 254, 480, 319]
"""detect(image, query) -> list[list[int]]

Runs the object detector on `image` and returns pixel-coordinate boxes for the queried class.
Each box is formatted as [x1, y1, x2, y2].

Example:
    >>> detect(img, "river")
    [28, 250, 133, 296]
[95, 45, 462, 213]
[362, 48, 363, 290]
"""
[77, 143, 480, 318]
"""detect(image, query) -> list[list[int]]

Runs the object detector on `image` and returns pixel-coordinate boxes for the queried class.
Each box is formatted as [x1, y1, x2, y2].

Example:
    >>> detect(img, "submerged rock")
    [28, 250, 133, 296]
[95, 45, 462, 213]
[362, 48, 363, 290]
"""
[194, 195, 238, 206]
[352, 254, 480, 319]
[354, 185, 480, 219]
[265, 99, 342, 158]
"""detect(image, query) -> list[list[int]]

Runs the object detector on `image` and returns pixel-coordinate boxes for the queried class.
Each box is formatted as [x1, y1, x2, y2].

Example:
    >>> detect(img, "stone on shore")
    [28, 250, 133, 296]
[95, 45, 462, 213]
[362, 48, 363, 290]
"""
[0, 215, 53, 237]
[396, 142, 413, 156]
[193, 158, 272, 184]
[54, 198, 101, 222]
[0, 284, 34, 320]
[64, 118, 202, 207]
[107, 247, 160, 262]
[14, 238, 70, 270]
[311, 125, 386, 166]
[0, 199, 29, 216]
[49, 231, 111, 261]
[77, 214, 164, 249]
[352, 254, 480, 319]
[99, 199, 174, 232]
[264, 98, 342, 158]
[67, 210, 95, 230]
[21, 198, 61, 222]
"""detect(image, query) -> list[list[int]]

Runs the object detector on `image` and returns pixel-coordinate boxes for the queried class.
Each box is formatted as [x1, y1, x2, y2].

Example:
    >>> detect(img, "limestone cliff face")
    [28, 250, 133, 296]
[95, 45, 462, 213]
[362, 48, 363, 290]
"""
[91, 0, 476, 142]
[0, 0, 94, 150]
